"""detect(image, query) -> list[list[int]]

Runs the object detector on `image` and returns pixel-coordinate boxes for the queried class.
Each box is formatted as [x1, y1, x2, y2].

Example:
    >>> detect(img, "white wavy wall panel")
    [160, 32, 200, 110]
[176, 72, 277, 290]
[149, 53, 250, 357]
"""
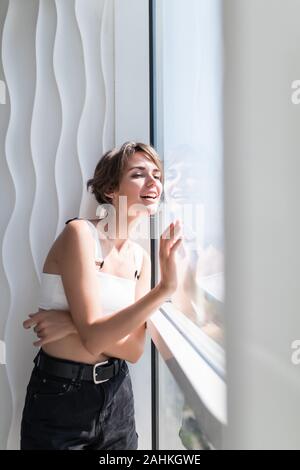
[30, 0, 61, 280]
[76, 0, 115, 218]
[0, 0, 13, 451]
[2, 0, 40, 450]
[0, 0, 115, 449]
[53, 0, 84, 234]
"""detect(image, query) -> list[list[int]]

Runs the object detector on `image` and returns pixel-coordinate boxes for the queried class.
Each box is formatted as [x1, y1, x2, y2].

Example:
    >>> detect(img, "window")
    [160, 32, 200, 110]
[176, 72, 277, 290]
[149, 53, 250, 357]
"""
[150, 0, 225, 449]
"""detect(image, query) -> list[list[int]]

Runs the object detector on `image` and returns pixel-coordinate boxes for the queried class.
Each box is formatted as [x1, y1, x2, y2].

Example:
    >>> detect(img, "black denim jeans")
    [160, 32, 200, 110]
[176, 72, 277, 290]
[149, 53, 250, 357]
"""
[20, 352, 138, 450]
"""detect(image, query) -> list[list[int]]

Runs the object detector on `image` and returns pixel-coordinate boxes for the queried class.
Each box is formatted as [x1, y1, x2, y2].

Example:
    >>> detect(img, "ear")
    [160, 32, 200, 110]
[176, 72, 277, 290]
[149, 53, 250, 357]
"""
[104, 191, 115, 201]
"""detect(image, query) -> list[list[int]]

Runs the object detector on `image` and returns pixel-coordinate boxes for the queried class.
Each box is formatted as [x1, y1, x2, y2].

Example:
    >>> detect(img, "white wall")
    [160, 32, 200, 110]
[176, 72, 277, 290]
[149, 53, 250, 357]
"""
[224, 0, 300, 449]
[0, 0, 151, 450]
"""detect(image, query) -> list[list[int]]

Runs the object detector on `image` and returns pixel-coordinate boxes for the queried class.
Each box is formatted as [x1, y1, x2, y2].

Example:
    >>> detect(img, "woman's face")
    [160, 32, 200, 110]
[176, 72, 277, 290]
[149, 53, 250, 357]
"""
[111, 152, 163, 216]
[164, 160, 201, 205]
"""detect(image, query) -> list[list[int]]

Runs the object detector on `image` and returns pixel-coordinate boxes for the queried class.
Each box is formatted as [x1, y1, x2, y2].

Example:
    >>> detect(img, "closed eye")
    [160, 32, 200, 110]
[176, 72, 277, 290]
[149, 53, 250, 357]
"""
[132, 174, 161, 180]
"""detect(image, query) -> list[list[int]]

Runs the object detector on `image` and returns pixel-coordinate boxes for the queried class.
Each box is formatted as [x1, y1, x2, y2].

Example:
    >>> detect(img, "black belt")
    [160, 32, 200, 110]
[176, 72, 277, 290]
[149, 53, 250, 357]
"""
[34, 350, 122, 384]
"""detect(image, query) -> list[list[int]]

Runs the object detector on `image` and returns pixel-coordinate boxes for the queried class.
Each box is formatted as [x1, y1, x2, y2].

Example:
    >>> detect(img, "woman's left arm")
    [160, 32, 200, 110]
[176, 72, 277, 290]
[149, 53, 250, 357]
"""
[24, 249, 151, 363]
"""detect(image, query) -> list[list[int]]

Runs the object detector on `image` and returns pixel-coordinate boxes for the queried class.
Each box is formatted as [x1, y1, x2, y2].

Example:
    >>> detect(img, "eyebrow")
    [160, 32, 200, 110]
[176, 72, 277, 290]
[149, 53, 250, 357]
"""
[128, 166, 161, 173]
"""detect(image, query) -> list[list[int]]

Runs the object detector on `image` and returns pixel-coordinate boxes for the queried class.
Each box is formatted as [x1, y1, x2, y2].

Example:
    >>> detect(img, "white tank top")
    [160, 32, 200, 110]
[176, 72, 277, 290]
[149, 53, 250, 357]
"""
[38, 219, 144, 315]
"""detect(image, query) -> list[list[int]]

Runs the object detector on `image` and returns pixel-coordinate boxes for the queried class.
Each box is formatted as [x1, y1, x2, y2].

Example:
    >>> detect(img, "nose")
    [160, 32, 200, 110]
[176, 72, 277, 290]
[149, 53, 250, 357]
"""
[146, 174, 158, 187]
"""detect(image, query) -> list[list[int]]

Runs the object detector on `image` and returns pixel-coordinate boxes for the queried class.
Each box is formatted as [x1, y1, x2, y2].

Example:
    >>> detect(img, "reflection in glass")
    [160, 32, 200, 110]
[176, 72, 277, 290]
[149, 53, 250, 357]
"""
[163, 144, 224, 345]
[154, 0, 224, 345]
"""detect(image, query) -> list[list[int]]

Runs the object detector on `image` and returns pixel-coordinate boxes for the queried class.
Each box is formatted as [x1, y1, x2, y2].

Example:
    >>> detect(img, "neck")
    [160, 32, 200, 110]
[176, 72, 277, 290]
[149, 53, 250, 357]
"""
[97, 211, 144, 251]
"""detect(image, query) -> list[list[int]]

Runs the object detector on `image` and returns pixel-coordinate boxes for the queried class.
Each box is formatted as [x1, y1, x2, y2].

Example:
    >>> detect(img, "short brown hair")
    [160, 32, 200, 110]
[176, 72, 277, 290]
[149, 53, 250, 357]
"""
[87, 141, 163, 205]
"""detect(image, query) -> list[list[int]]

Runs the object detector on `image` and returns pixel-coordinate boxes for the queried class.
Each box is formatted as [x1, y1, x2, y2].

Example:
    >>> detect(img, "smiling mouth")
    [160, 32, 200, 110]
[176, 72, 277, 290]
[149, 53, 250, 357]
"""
[140, 195, 158, 201]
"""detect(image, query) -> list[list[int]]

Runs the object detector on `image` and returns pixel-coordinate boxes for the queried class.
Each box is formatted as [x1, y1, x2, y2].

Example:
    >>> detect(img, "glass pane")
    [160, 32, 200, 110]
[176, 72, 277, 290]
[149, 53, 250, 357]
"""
[158, 358, 211, 450]
[154, 0, 224, 346]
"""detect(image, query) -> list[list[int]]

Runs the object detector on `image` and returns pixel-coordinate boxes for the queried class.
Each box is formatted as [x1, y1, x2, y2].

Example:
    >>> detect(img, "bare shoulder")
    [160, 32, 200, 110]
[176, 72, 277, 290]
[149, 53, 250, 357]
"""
[59, 219, 95, 259]
[62, 218, 91, 239]
[43, 220, 93, 272]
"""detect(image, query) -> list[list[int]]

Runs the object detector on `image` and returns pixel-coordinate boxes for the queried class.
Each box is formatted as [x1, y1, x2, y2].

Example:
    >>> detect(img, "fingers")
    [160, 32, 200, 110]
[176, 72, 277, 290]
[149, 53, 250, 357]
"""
[172, 222, 182, 242]
[169, 236, 183, 254]
[165, 220, 181, 237]
[23, 318, 37, 329]
[160, 222, 182, 261]
[160, 221, 182, 246]
[170, 222, 182, 247]
[26, 320, 44, 340]
[161, 221, 174, 240]
[33, 328, 47, 346]
[160, 225, 170, 241]
[33, 325, 44, 336]
[23, 310, 48, 329]
[160, 220, 181, 252]
[33, 335, 52, 347]
[23, 316, 43, 329]
[23, 311, 48, 346]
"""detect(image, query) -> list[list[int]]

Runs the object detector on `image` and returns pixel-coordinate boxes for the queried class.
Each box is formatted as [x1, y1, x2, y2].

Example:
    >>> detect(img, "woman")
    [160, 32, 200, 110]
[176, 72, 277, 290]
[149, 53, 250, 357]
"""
[21, 141, 182, 450]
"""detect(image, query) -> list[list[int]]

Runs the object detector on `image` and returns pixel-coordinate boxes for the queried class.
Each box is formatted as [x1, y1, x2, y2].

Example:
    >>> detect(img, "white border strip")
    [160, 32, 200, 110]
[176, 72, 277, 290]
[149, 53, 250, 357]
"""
[161, 302, 225, 377]
[149, 309, 227, 425]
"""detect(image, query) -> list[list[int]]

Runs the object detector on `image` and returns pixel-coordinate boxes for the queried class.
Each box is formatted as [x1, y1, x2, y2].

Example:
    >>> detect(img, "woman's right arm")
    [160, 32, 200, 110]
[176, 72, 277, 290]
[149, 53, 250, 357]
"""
[59, 219, 182, 357]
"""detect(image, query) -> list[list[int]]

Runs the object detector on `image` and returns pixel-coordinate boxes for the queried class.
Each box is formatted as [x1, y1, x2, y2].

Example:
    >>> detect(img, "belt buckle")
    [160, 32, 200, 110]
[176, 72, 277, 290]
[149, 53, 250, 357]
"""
[93, 360, 109, 384]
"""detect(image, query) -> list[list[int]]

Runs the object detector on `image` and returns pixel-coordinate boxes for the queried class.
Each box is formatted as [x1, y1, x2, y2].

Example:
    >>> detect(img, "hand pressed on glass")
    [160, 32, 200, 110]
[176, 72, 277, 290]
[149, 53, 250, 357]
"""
[159, 220, 183, 295]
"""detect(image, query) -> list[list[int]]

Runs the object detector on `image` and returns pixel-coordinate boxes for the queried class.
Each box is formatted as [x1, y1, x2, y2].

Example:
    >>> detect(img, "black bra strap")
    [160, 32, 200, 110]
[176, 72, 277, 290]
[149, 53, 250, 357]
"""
[65, 217, 79, 224]
[134, 270, 140, 280]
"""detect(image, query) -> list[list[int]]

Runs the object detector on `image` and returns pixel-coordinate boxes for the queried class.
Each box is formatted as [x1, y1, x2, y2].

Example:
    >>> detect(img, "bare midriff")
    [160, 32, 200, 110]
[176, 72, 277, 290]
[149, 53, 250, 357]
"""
[42, 334, 110, 365]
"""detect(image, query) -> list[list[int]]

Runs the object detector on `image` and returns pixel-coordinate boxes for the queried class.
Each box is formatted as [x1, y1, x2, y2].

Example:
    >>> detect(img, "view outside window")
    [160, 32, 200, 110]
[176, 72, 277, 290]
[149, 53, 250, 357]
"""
[154, 0, 224, 346]
[158, 359, 211, 450]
